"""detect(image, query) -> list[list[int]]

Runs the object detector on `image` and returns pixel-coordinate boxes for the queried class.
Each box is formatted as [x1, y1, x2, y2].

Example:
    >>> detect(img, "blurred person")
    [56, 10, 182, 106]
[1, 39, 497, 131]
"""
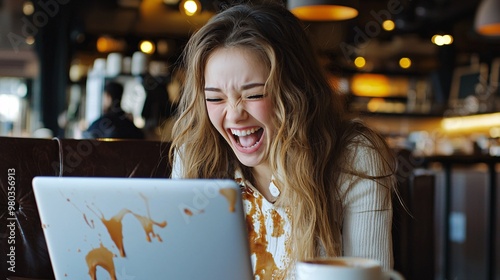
[83, 81, 144, 139]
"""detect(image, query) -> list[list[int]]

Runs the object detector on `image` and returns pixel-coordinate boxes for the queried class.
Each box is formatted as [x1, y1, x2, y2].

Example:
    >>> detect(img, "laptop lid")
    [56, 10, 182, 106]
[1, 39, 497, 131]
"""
[32, 177, 253, 280]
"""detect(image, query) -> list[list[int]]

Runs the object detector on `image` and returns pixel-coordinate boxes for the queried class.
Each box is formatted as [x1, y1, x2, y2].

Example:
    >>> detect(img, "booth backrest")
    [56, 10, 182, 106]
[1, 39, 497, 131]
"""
[1, 137, 171, 279]
[392, 149, 436, 280]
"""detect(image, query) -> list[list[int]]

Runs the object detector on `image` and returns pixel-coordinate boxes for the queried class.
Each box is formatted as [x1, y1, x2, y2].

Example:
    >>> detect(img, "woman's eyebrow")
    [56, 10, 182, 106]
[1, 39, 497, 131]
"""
[204, 83, 265, 92]
[241, 83, 265, 90]
[204, 87, 221, 92]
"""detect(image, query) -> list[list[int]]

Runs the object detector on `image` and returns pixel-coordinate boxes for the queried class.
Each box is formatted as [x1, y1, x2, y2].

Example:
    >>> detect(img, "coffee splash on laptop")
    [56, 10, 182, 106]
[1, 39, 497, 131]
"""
[81, 188, 237, 280]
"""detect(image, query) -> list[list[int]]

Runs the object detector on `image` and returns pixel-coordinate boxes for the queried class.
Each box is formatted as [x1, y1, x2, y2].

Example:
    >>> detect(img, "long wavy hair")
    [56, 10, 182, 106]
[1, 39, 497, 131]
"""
[170, 2, 397, 264]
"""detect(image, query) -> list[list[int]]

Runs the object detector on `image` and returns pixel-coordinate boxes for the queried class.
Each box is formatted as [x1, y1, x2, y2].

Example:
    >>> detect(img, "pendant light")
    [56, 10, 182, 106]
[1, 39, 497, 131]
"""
[474, 0, 500, 36]
[288, 0, 359, 21]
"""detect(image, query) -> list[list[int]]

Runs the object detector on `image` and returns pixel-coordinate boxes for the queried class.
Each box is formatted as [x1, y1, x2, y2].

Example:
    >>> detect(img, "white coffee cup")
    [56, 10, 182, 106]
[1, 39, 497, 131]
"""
[295, 257, 404, 280]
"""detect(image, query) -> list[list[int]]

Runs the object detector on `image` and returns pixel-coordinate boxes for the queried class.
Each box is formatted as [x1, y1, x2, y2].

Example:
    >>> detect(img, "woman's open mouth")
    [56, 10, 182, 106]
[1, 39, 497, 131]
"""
[230, 127, 264, 150]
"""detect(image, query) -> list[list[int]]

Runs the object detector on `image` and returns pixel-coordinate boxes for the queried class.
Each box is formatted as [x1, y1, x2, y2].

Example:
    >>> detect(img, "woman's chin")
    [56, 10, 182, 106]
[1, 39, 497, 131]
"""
[233, 148, 266, 168]
[237, 158, 263, 168]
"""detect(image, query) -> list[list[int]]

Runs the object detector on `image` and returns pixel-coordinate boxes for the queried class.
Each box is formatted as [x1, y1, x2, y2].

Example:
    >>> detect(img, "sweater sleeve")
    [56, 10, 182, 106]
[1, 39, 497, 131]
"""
[340, 146, 394, 270]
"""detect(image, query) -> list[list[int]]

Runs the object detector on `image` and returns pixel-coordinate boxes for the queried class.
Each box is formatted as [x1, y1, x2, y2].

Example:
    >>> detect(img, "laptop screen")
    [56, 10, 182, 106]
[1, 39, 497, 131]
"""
[33, 177, 253, 280]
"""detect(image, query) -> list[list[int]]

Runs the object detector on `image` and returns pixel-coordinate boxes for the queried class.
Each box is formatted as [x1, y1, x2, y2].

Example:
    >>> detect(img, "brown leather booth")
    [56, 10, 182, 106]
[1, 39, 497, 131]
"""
[0, 137, 434, 279]
[392, 149, 436, 280]
[1, 137, 171, 279]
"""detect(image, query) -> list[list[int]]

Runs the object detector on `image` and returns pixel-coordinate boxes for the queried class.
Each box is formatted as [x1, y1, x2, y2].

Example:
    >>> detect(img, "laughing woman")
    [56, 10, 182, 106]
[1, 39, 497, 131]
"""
[169, 2, 397, 279]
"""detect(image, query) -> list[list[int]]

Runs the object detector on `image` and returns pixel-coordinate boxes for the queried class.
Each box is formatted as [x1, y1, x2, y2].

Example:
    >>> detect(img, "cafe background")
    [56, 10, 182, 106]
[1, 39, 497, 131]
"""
[0, 0, 499, 279]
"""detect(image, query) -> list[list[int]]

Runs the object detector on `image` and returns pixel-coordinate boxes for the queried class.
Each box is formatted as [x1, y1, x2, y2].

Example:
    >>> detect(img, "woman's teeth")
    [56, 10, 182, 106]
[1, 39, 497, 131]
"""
[230, 127, 262, 148]
[231, 127, 260, 136]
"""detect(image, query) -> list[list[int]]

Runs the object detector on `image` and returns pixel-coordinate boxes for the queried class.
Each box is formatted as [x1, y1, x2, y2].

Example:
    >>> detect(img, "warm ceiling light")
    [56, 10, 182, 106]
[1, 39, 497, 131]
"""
[475, 0, 500, 36]
[431, 34, 454, 46]
[382, 20, 395, 31]
[354, 57, 366, 68]
[22, 1, 35, 16]
[180, 0, 201, 16]
[139, 40, 155, 54]
[288, 0, 359, 21]
[399, 57, 411, 69]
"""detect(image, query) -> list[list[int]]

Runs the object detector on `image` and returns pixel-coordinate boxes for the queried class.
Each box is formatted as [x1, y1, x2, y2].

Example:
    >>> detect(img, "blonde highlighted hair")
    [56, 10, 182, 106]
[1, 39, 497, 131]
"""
[170, 2, 396, 265]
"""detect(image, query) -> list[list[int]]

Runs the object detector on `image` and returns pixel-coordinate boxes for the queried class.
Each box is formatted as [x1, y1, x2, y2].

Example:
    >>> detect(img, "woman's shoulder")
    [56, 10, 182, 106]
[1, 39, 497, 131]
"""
[341, 125, 395, 177]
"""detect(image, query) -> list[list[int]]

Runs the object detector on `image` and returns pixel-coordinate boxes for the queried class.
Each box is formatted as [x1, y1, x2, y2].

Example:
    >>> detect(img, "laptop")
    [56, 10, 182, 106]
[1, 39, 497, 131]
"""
[32, 177, 253, 280]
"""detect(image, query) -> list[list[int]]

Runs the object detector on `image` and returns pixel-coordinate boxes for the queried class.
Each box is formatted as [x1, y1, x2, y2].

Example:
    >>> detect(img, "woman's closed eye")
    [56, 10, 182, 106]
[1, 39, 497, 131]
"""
[205, 97, 223, 102]
[247, 94, 265, 100]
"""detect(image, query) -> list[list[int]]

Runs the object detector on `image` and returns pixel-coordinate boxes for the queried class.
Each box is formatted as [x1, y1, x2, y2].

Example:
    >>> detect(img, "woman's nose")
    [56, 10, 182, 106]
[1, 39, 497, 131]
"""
[226, 99, 247, 122]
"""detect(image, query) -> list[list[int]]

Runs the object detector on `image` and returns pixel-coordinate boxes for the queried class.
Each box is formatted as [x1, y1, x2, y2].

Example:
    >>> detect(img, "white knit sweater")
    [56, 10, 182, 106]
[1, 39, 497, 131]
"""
[171, 149, 393, 279]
